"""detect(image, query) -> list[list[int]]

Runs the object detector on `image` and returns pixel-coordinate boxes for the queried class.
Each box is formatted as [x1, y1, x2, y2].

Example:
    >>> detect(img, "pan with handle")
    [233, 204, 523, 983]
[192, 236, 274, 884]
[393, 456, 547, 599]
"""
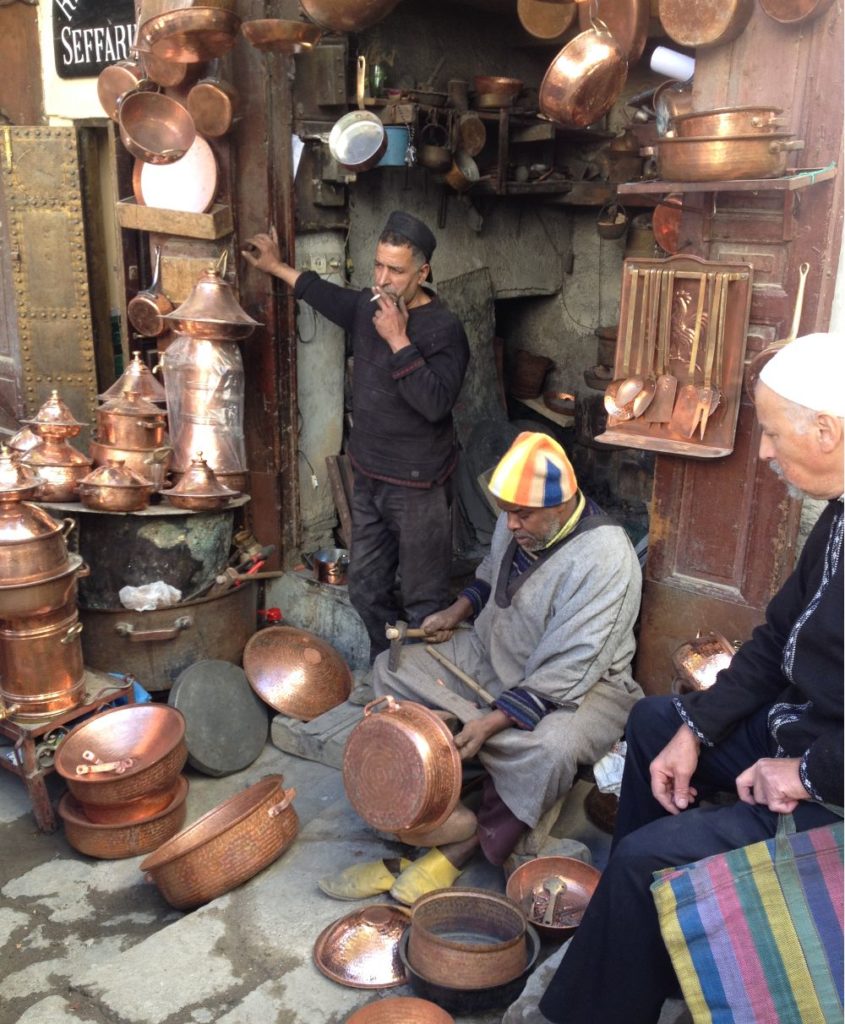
[127, 246, 173, 338]
[328, 56, 387, 173]
[604, 266, 640, 417]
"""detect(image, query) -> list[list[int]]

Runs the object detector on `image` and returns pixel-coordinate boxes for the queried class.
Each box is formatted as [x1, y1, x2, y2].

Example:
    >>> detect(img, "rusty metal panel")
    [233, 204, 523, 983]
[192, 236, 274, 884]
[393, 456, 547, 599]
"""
[0, 127, 97, 431]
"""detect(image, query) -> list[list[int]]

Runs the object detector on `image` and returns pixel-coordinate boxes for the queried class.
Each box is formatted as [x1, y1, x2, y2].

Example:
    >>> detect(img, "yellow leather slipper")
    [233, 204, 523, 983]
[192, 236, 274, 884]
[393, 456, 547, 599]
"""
[318, 857, 412, 901]
[389, 848, 462, 906]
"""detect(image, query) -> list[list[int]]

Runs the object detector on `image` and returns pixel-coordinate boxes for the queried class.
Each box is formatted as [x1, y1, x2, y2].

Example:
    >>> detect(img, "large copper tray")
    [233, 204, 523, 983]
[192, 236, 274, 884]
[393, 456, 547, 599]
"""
[313, 906, 410, 989]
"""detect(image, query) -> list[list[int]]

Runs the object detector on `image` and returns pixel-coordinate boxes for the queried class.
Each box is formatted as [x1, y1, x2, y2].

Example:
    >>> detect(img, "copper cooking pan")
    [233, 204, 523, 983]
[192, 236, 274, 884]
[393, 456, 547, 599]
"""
[118, 90, 196, 165]
[760, 0, 835, 22]
[539, 17, 628, 128]
[329, 56, 387, 173]
[97, 60, 153, 122]
[578, 0, 649, 62]
[658, 0, 755, 49]
[299, 0, 400, 32]
[127, 246, 173, 337]
[139, 0, 242, 63]
[186, 61, 238, 138]
[241, 19, 323, 53]
[517, 0, 576, 41]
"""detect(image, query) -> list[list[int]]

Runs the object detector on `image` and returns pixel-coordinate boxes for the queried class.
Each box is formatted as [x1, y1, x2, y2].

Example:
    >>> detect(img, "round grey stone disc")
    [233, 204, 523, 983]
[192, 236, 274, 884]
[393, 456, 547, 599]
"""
[169, 660, 268, 777]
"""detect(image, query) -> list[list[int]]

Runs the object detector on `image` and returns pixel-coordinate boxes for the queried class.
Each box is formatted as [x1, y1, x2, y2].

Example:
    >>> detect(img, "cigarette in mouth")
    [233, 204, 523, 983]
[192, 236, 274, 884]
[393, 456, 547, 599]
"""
[370, 289, 398, 304]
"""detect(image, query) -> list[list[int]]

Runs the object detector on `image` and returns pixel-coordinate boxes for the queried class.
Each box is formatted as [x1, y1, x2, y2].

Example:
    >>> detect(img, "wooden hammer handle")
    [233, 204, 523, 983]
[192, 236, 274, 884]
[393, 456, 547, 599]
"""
[425, 645, 495, 706]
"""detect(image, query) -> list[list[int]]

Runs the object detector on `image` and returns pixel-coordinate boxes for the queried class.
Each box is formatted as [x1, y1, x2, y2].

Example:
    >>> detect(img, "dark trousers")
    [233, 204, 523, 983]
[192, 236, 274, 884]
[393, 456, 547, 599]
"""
[539, 696, 841, 1024]
[347, 473, 452, 660]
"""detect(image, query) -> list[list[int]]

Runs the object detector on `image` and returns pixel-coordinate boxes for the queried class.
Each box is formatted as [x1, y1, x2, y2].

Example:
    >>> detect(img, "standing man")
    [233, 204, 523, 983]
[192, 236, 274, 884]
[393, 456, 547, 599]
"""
[539, 332, 844, 1024]
[243, 212, 470, 661]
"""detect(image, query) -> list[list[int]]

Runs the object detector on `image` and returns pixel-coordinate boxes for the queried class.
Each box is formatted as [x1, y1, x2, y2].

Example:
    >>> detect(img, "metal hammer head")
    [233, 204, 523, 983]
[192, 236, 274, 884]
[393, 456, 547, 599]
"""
[386, 620, 408, 672]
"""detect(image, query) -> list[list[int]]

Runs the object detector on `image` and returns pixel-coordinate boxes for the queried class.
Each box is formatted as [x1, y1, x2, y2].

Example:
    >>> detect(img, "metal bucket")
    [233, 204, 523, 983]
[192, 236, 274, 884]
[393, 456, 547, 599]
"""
[0, 610, 85, 719]
[79, 581, 258, 692]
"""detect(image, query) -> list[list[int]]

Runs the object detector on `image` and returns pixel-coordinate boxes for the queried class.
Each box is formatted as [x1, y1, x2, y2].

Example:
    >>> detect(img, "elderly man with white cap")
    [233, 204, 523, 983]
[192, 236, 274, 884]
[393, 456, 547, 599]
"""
[320, 431, 643, 903]
[539, 332, 844, 1024]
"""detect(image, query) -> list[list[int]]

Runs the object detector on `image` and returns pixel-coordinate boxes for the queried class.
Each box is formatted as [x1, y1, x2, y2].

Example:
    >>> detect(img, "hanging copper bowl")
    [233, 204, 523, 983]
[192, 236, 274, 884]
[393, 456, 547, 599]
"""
[139, 0, 242, 63]
[118, 90, 197, 165]
[54, 704, 188, 806]
[313, 905, 411, 989]
[243, 626, 352, 721]
[342, 696, 462, 834]
[58, 775, 189, 859]
[140, 775, 298, 909]
[505, 856, 602, 941]
[299, 0, 400, 33]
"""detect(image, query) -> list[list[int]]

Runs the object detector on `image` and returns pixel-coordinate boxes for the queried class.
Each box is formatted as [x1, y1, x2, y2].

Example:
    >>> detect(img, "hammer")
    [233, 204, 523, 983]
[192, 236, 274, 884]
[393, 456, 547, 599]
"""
[385, 619, 469, 672]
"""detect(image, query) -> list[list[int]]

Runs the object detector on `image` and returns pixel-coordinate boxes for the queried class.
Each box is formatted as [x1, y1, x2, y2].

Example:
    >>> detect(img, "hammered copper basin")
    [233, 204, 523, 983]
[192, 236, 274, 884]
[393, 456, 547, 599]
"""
[140, 774, 298, 909]
[347, 997, 454, 1023]
[243, 626, 352, 721]
[54, 704, 187, 805]
[313, 905, 411, 989]
[505, 856, 601, 941]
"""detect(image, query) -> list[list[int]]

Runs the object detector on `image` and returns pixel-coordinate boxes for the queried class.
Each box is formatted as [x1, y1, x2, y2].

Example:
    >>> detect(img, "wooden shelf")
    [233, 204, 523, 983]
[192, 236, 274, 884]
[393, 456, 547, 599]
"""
[618, 165, 836, 196]
[116, 198, 234, 239]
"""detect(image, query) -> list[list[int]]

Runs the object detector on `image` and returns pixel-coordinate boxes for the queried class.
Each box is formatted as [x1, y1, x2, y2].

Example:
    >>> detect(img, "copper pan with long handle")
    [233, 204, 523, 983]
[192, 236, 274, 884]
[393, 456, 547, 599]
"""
[577, 0, 649, 62]
[328, 56, 387, 173]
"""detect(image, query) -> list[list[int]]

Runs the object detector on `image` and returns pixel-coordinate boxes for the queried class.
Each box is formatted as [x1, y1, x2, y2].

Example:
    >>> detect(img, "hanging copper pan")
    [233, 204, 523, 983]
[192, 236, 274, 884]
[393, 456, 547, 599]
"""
[299, 0, 400, 33]
[329, 56, 387, 173]
[139, 0, 242, 63]
[127, 246, 173, 337]
[539, 17, 628, 128]
[653, 193, 684, 253]
[97, 60, 154, 122]
[577, 0, 649, 62]
[118, 90, 196, 164]
[186, 61, 238, 138]
[517, 0, 577, 41]
[241, 19, 323, 53]
[658, 0, 754, 49]
[759, 0, 835, 22]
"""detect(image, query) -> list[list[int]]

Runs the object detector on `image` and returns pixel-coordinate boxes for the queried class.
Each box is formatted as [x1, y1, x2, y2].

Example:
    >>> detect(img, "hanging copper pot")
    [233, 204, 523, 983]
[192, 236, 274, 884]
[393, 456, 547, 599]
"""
[22, 439, 92, 503]
[96, 389, 168, 450]
[22, 390, 87, 442]
[0, 610, 85, 720]
[100, 350, 167, 404]
[162, 262, 261, 341]
[160, 452, 240, 511]
[299, 0, 400, 33]
[186, 60, 239, 138]
[118, 89, 196, 165]
[138, 0, 242, 63]
[78, 459, 156, 513]
[577, 0, 649, 63]
[98, 60, 155, 122]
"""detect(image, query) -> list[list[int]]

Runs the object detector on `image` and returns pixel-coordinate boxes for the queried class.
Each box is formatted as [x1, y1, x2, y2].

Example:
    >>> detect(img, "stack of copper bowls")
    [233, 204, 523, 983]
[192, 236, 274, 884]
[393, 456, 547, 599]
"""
[161, 263, 260, 492]
[54, 704, 189, 858]
[0, 448, 89, 721]
[20, 391, 92, 503]
[93, 354, 172, 492]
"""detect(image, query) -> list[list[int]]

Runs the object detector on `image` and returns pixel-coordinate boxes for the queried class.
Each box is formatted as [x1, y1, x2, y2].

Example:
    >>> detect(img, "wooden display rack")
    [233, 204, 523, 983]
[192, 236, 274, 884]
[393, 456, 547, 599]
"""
[0, 670, 136, 832]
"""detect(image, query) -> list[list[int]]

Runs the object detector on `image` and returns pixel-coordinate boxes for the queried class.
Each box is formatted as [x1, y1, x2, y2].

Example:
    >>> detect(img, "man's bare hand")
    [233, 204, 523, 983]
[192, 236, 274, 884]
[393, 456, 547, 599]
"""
[241, 226, 288, 277]
[736, 757, 805, 814]
[372, 290, 410, 352]
[421, 598, 473, 644]
[453, 710, 510, 760]
[650, 724, 701, 815]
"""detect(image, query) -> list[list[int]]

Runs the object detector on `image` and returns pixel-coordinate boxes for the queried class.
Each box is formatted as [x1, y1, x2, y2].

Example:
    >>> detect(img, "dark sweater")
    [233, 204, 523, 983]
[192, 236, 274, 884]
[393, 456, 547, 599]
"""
[294, 272, 470, 486]
[677, 499, 843, 806]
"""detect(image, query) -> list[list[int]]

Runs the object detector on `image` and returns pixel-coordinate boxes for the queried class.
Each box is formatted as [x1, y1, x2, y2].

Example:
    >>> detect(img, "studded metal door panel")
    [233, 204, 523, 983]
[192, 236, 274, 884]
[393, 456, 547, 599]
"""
[0, 126, 97, 427]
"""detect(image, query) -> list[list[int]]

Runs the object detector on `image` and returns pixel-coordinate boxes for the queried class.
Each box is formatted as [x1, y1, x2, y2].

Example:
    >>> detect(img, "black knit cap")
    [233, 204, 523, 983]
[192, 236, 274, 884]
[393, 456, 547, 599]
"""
[383, 210, 437, 262]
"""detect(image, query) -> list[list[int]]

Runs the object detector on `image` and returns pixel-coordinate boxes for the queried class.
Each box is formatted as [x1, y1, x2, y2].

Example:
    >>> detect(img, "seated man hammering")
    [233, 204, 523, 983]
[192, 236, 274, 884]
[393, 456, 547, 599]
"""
[321, 432, 644, 904]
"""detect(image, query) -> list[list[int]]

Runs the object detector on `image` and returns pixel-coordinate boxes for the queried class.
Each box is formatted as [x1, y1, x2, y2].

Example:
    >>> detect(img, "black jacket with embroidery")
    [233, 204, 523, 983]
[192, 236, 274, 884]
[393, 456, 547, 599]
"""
[678, 499, 843, 806]
[294, 272, 469, 486]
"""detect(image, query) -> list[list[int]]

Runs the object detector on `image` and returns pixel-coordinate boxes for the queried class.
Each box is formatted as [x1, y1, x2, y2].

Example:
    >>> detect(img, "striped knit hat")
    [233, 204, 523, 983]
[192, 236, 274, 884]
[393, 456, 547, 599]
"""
[488, 432, 578, 508]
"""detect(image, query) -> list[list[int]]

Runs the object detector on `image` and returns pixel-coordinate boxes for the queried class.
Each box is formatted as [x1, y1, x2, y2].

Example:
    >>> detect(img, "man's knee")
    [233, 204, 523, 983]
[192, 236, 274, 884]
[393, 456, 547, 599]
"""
[626, 695, 682, 749]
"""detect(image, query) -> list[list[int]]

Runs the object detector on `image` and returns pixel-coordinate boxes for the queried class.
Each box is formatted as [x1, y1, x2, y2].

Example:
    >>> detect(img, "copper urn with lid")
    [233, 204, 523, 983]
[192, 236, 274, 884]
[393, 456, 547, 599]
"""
[160, 452, 239, 510]
[79, 459, 156, 512]
[22, 390, 87, 441]
[100, 350, 167, 404]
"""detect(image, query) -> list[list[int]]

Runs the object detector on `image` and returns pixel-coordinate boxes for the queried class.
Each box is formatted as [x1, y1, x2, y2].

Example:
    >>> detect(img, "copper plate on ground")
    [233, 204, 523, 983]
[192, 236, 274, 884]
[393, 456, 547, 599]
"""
[346, 996, 454, 1023]
[313, 906, 410, 989]
[243, 626, 351, 721]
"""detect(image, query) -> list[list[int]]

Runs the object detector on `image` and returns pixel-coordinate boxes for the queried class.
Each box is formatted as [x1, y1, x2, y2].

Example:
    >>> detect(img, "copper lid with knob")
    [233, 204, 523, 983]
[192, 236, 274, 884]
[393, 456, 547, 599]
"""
[160, 452, 240, 510]
[0, 445, 42, 502]
[22, 390, 87, 439]
[99, 351, 167, 404]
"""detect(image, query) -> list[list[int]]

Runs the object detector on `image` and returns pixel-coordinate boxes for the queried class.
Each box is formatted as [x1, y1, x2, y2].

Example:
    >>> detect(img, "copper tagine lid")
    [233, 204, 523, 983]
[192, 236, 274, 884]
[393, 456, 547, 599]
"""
[99, 387, 167, 420]
[23, 437, 92, 469]
[0, 493, 65, 541]
[22, 390, 87, 438]
[79, 458, 153, 489]
[99, 351, 167, 404]
[0, 445, 42, 502]
[8, 425, 42, 456]
[160, 452, 238, 499]
[163, 267, 261, 340]
[313, 906, 411, 990]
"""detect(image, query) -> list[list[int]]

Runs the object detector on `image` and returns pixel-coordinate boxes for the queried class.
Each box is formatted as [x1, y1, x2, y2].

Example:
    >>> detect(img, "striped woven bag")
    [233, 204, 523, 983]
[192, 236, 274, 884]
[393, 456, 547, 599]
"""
[651, 813, 844, 1024]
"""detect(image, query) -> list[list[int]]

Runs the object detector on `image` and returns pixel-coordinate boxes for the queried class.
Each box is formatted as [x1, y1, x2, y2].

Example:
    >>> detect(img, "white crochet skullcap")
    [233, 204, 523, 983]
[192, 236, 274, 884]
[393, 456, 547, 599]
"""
[758, 333, 845, 417]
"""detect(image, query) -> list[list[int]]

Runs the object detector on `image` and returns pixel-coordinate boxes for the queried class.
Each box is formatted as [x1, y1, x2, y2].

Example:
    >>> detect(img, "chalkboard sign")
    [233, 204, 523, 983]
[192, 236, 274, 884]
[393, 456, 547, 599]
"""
[53, 0, 137, 80]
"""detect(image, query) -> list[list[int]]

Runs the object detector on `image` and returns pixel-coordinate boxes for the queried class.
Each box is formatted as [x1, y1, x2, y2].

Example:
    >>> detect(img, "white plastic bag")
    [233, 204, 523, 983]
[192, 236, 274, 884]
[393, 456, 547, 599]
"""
[119, 581, 182, 611]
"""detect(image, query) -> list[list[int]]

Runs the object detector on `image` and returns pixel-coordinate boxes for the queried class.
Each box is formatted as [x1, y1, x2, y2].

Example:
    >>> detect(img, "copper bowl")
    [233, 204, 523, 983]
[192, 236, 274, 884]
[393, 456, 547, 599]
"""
[78, 460, 156, 513]
[505, 856, 601, 941]
[79, 777, 183, 825]
[346, 997, 454, 1024]
[473, 76, 523, 98]
[54, 704, 188, 806]
[313, 905, 411, 990]
[408, 888, 527, 990]
[118, 90, 197, 165]
[140, 775, 298, 909]
[243, 626, 352, 721]
[58, 774, 188, 859]
[343, 696, 462, 834]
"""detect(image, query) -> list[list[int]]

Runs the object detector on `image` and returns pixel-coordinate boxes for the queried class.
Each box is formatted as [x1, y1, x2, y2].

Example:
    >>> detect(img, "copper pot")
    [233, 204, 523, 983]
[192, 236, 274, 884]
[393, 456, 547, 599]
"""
[0, 444, 42, 500]
[299, 0, 399, 32]
[160, 452, 239, 510]
[127, 246, 173, 338]
[162, 266, 261, 341]
[58, 775, 189, 859]
[473, 76, 523, 99]
[0, 611, 85, 720]
[79, 459, 155, 513]
[78, 776, 183, 825]
[186, 65, 238, 138]
[89, 440, 173, 491]
[644, 134, 804, 182]
[505, 856, 601, 941]
[342, 696, 462, 833]
[100, 350, 167, 404]
[97, 59, 152, 121]
[140, 775, 298, 909]
[96, 391, 168, 450]
[22, 439, 92, 502]
[118, 90, 197, 165]
[669, 106, 785, 139]
[0, 503, 74, 585]
[139, 0, 241, 63]
[0, 554, 88, 623]
[329, 56, 388, 174]
[444, 151, 480, 192]
[539, 18, 628, 129]
[54, 704, 188, 805]
[408, 889, 528, 989]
